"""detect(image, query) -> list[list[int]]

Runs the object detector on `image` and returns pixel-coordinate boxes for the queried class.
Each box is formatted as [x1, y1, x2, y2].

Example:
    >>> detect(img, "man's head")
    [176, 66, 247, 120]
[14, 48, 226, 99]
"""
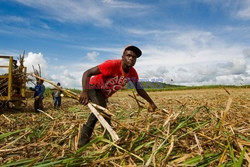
[123, 45, 142, 58]
[57, 82, 61, 86]
[37, 79, 44, 84]
[122, 45, 142, 68]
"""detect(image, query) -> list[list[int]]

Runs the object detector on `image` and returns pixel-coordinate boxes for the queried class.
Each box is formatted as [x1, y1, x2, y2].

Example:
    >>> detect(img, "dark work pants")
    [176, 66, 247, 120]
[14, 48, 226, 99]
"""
[54, 97, 61, 108]
[78, 89, 110, 147]
[34, 98, 43, 113]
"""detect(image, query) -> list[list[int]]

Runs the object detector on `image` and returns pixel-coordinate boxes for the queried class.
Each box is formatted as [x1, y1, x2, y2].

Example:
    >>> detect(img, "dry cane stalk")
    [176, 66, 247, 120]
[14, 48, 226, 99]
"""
[0, 142, 48, 153]
[128, 94, 145, 105]
[197, 132, 226, 148]
[37, 109, 54, 120]
[169, 154, 192, 164]
[162, 135, 175, 164]
[194, 132, 203, 154]
[132, 91, 144, 109]
[63, 124, 75, 135]
[76, 124, 81, 150]
[218, 145, 229, 165]
[219, 97, 232, 134]
[87, 103, 119, 142]
[74, 134, 78, 151]
[1, 114, 11, 122]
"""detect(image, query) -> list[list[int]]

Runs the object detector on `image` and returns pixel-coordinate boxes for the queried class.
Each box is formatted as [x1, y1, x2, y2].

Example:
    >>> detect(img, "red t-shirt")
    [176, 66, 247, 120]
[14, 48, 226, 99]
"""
[89, 59, 139, 98]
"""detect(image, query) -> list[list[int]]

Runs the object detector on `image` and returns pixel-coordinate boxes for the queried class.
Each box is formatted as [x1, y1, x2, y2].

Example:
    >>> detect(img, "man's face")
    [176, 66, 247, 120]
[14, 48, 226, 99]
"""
[122, 50, 137, 67]
[37, 79, 43, 84]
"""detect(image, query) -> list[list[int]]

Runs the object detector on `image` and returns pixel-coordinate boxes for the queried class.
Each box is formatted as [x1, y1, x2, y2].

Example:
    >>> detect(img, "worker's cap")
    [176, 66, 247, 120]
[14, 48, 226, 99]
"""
[123, 45, 142, 58]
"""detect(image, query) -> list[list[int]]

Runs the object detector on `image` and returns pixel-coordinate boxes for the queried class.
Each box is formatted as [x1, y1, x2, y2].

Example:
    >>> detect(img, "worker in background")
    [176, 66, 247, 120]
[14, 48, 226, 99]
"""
[30, 79, 45, 113]
[12, 59, 20, 95]
[13, 59, 18, 70]
[52, 82, 62, 109]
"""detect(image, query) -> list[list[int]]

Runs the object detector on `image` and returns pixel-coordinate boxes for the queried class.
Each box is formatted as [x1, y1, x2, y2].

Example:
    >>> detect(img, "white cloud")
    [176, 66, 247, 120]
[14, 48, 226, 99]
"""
[102, 0, 147, 9]
[0, 15, 26, 24]
[22, 53, 82, 89]
[198, 0, 250, 20]
[237, 7, 250, 20]
[46, 61, 100, 89]
[236, 0, 250, 20]
[14, 0, 149, 26]
[86, 51, 99, 62]
[50, 69, 81, 89]
[137, 54, 249, 86]
[21, 52, 48, 87]
[130, 27, 250, 86]
[0, 59, 9, 74]
[243, 48, 250, 58]
[24, 52, 48, 75]
[21, 50, 105, 89]
[173, 31, 215, 50]
[15, 0, 112, 26]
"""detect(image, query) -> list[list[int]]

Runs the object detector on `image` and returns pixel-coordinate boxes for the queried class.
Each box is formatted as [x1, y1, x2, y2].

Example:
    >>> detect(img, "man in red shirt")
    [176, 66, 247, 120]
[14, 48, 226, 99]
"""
[78, 45, 157, 147]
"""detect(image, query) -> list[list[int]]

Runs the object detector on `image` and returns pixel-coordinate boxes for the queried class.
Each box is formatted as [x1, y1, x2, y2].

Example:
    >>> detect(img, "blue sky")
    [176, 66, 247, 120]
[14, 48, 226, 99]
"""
[0, 0, 250, 89]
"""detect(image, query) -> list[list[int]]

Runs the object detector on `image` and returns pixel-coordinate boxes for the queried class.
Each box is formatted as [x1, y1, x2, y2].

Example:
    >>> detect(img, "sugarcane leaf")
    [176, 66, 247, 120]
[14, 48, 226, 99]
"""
[0, 128, 27, 140]
[236, 146, 246, 167]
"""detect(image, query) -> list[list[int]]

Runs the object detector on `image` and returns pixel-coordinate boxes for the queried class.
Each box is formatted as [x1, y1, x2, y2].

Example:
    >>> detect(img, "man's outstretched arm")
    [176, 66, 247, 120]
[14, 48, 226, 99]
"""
[79, 66, 101, 105]
[134, 82, 157, 112]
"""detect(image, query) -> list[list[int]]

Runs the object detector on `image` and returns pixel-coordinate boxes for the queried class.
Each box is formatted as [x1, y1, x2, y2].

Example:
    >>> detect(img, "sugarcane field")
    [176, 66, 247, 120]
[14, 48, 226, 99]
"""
[0, 54, 250, 167]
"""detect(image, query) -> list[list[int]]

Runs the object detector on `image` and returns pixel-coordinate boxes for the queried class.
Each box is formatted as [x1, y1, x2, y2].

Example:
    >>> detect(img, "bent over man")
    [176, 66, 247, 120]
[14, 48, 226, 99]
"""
[78, 45, 157, 147]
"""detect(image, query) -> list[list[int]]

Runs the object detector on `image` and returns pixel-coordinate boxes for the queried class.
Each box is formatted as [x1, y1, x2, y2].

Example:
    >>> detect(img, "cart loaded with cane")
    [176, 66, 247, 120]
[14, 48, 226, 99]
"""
[0, 53, 29, 109]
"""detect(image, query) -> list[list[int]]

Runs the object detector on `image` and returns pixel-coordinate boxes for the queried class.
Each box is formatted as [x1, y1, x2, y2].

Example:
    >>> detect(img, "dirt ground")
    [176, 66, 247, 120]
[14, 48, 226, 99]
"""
[112, 87, 250, 118]
[0, 87, 250, 166]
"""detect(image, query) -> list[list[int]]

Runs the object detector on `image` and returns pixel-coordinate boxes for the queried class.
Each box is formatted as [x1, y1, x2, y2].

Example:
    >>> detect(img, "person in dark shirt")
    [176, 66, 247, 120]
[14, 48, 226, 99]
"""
[30, 79, 45, 113]
[13, 59, 18, 69]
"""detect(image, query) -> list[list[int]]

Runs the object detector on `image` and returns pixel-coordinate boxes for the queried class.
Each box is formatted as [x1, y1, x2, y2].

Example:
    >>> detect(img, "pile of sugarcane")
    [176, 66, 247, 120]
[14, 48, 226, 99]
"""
[0, 52, 27, 98]
[0, 78, 8, 97]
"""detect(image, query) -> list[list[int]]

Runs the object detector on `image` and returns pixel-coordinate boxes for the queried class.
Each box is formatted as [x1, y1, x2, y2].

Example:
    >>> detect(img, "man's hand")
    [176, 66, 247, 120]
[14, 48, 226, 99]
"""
[148, 102, 157, 112]
[79, 91, 89, 105]
[35, 96, 39, 100]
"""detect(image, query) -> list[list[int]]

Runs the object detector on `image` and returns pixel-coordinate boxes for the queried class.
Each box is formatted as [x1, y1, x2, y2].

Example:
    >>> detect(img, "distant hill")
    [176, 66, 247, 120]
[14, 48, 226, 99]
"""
[124, 81, 250, 91]
[125, 81, 186, 91]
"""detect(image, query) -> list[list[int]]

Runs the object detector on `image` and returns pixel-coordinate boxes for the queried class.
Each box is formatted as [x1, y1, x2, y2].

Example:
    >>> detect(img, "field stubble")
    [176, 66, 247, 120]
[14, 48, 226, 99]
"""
[0, 88, 249, 166]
